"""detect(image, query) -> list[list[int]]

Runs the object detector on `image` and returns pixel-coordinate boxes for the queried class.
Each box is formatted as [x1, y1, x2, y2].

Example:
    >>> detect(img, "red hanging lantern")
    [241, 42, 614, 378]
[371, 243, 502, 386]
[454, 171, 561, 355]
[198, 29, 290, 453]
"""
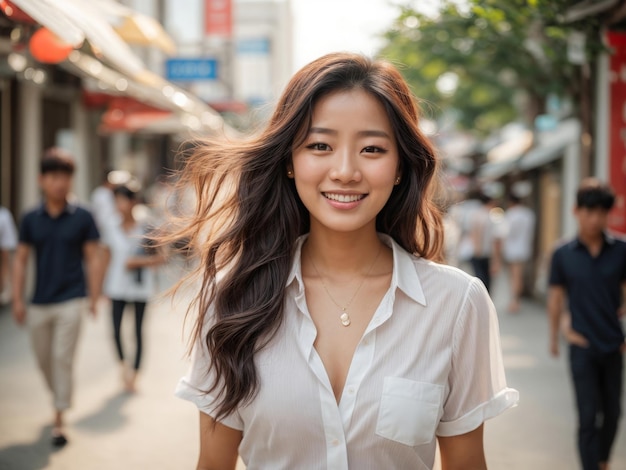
[29, 28, 73, 64]
[0, 0, 35, 23]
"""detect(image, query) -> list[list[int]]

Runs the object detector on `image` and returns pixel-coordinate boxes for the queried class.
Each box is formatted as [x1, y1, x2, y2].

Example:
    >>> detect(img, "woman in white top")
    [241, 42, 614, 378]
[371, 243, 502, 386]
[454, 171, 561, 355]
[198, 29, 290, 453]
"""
[0, 206, 18, 304]
[103, 186, 164, 391]
[171, 53, 518, 469]
[503, 193, 536, 313]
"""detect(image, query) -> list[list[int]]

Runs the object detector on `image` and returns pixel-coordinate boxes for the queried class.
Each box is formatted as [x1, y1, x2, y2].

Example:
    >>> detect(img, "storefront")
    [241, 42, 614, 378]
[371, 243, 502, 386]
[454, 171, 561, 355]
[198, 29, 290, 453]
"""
[0, 0, 231, 214]
[477, 118, 581, 296]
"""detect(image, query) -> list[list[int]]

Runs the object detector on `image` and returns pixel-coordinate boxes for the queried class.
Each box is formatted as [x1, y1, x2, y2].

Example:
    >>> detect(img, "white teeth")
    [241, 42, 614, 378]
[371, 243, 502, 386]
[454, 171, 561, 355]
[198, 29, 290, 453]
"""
[324, 193, 364, 203]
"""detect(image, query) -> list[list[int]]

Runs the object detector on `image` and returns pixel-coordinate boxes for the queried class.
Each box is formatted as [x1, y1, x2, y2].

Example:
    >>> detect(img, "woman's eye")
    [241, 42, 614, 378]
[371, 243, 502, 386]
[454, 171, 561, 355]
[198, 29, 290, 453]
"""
[306, 143, 330, 151]
[363, 146, 385, 154]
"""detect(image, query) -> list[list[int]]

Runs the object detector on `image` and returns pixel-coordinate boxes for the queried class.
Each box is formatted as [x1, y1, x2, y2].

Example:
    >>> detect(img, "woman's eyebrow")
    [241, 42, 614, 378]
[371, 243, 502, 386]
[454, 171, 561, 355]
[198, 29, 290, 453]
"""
[357, 130, 391, 138]
[309, 127, 337, 135]
[308, 127, 391, 139]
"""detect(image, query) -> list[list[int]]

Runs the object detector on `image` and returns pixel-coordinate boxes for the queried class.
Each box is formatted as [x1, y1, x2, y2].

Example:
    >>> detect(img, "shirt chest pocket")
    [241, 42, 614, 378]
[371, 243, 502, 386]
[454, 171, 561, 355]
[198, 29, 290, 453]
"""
[375, 377, 443, 446]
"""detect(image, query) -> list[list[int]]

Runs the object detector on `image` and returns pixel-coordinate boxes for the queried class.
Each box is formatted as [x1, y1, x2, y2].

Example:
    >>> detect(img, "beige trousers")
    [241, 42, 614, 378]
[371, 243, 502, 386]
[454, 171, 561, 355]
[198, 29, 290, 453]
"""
[28, 298, 84, 411]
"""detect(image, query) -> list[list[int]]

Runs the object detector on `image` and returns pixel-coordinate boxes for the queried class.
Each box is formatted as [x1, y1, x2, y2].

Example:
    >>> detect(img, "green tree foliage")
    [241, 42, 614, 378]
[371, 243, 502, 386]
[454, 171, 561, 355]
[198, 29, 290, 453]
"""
[378, 0, 604, 135]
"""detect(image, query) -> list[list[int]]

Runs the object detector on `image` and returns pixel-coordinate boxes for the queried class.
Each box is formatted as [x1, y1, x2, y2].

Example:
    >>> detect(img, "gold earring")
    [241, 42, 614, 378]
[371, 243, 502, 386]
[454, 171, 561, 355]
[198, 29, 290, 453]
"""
[395, 176, 401, 185]
[287, 169, 294, 178]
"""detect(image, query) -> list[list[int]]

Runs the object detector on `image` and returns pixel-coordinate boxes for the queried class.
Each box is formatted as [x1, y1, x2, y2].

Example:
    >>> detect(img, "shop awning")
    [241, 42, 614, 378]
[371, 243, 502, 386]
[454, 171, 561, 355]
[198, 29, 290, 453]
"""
[99, 96, 172, 133]
[478, 160, 519, 180]
[478, 118, 581, 180]
[518, 119, 581, 170]
[8, 0, 238, 137]
[65, 50, 232, 135]
[562, 0, 620, 23]
[10, 0, 146, 77]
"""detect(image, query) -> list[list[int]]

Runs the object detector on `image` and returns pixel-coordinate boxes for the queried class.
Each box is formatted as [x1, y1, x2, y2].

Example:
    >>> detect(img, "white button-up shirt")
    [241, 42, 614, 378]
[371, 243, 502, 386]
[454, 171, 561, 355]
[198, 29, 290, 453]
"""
[176, 234, 518, 469]
[101, 222, 155, 302]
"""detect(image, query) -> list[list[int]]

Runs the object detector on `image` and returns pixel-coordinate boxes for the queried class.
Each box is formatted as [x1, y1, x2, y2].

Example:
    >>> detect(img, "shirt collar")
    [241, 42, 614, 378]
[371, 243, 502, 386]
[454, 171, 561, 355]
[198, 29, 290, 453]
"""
[286, 233, 427, 307]
[36, 201, 77, 216]
[286, 234, 307, 290]
[571, 231, 615, 249]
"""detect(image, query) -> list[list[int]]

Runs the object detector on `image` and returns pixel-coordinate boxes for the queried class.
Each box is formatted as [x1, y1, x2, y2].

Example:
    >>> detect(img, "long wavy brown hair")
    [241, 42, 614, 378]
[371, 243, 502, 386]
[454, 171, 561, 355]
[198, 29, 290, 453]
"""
[164, 52, 443, 422]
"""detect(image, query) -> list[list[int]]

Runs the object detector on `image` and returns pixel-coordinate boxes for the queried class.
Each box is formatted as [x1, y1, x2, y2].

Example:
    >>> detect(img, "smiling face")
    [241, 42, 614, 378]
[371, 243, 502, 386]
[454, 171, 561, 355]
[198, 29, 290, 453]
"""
[290, 88, 400, 236]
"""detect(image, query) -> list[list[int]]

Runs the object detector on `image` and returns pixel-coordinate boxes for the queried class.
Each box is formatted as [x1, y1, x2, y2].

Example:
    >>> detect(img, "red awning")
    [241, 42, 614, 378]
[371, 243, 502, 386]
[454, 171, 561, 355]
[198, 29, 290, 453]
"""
[99, 96, 172, 133]
[207, 100, 247, 113]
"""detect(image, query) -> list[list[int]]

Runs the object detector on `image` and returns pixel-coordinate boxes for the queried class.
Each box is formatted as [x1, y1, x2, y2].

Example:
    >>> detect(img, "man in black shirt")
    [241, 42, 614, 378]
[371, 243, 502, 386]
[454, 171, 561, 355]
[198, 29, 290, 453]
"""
[12, 149, 101, 447]
[548, 178, 626, 470]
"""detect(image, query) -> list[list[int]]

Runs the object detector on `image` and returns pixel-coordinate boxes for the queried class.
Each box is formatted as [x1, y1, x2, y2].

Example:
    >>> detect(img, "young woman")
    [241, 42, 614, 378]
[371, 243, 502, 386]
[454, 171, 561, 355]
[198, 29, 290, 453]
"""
[102, 185, 164, 392]
[172, 53, 518, 469]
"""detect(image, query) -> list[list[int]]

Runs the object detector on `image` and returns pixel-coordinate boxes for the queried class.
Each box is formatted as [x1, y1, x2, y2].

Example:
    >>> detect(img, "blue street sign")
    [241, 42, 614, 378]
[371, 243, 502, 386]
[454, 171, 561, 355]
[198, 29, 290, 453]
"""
[165, 58, 218, 81]
[237, 38, 270, 55]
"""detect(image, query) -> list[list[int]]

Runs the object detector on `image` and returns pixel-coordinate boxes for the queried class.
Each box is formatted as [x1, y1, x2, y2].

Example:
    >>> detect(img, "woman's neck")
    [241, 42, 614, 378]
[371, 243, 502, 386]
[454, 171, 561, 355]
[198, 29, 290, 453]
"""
[304, 227, 385, 277]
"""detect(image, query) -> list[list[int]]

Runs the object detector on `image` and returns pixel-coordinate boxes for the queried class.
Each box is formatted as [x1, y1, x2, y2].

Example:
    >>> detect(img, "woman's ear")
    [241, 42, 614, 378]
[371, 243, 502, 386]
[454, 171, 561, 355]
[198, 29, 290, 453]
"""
[394, 164, 402, 185]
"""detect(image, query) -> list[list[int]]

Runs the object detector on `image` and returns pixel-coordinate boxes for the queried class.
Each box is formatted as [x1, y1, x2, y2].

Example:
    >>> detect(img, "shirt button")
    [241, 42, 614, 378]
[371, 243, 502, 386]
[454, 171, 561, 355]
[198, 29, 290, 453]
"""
[348, 387, 355, 394]
[332, 439, 340, 446]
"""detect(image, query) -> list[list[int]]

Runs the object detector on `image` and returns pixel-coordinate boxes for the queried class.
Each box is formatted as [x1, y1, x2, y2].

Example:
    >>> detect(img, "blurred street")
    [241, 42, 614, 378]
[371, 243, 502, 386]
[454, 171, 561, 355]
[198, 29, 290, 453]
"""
[2, 1, 626, 468]
[0, 262, 625, 470]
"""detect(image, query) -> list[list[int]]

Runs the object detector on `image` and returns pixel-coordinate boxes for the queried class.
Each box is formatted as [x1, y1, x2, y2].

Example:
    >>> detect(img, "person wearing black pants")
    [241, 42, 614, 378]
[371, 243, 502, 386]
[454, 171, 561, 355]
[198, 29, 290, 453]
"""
[548, 179, 626, 470]
[111, 300, 146, 372]
[569, 345, 623, 469]
[468, 192, 501, 293]
[469, 256, 491, 292]
[102, 186, 164, 392]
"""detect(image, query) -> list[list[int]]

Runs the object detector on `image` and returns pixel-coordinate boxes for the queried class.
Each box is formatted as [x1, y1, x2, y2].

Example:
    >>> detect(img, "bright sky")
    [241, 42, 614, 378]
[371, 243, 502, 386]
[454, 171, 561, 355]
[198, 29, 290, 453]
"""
[290, 0, 444, 72]
[290, 0, 399, 71]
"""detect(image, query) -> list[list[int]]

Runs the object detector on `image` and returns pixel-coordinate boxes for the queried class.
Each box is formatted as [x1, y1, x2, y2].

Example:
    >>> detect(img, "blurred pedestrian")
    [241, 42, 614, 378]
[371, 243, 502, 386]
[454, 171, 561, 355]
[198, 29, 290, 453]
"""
[503, 193, 536, 312]
[101, 185, 165, 392]
[451, 191, 482, 265]
[172, 53, 517, 469]
[547, 178, 626, 470]
[90, 168, 120, 233]
[0, 205, 18, 305]
[442, 207, 461, 266]
[468, 192, 502, 292]
[12, 148, 101, 447]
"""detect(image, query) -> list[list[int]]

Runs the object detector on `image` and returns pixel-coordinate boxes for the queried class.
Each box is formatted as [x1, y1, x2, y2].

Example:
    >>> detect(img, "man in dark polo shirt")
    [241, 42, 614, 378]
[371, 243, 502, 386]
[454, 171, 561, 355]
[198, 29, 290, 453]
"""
[548, 178, 626, 470]
[12, 148, 101, 447]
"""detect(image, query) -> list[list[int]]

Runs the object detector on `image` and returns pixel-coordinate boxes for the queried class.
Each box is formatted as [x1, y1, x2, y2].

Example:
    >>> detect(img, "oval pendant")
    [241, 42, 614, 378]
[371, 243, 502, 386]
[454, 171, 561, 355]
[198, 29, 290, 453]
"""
[340, 312, 351, 327]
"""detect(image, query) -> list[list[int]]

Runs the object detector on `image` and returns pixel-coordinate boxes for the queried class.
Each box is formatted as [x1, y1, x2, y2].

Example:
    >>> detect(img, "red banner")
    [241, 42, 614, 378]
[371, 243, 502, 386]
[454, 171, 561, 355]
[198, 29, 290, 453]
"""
[607, 31, 626, 235]
[204, 0, 232, 38]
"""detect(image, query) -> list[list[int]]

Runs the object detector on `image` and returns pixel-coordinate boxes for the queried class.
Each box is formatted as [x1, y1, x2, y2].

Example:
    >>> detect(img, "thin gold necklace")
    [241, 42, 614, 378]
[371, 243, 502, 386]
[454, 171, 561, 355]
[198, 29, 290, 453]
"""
[307, 244, 383, 327]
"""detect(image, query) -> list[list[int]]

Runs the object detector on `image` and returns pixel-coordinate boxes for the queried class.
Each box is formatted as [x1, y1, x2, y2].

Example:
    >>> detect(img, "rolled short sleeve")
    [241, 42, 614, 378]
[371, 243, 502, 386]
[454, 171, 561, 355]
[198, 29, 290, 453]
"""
[437, 278, 518, 436]
[175, 312, 244, 431]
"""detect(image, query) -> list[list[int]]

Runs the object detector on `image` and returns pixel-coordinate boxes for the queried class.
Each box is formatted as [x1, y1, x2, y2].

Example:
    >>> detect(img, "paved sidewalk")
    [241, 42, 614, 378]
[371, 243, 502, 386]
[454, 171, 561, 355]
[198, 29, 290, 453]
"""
[0, 262, 624, 469]
[0, 263, 208, 470]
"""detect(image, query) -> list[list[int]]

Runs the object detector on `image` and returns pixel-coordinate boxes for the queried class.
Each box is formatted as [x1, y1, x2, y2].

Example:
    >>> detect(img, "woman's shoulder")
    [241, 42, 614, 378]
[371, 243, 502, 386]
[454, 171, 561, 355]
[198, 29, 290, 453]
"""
[411, 257, 487, 305]
[387, 236, 478, 299]
[413, 257, 476, 286]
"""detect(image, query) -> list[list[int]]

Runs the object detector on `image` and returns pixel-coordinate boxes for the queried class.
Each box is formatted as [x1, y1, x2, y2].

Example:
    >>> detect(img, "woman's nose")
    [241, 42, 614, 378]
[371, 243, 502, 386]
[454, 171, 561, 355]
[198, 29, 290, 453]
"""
[329, 147, 362, 183]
